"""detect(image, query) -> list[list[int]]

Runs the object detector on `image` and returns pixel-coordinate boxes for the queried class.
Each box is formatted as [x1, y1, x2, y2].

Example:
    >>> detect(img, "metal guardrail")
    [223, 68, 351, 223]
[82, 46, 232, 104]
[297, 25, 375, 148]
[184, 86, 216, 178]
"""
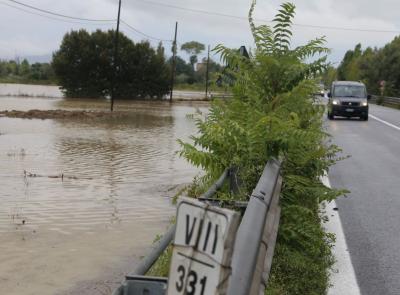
[113, 159, 282, 295]
[130, 167, 234, 277]
[227, 159, 281, 295]
[112, 168, 236, 295]
[211, 93, 234, 99]
[370, 95, 400, 108]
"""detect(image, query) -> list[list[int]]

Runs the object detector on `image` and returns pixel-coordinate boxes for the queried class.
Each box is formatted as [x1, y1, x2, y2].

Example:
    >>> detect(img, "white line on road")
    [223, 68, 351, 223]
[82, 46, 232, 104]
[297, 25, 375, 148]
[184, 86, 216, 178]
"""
[321, 175, 361, 295]
[370, 114, 400, 131]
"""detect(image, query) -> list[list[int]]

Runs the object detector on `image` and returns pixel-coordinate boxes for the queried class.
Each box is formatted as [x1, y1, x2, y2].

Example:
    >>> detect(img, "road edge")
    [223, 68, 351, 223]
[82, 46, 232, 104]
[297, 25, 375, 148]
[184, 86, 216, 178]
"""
[321, 175, 361, 295]
[369, 114, 400, 131]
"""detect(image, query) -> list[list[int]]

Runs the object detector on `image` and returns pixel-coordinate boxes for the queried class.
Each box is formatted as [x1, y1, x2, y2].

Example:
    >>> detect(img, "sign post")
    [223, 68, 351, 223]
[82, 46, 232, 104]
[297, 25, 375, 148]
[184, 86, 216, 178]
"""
[167, 197, 240, 295]
[379, 80, 386, 96]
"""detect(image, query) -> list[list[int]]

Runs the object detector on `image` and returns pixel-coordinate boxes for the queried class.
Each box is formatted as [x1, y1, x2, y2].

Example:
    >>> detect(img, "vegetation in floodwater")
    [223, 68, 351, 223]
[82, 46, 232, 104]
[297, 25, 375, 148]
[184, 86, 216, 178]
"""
[0, 37, 228, 97]
[52, 30, 170, 99]
[50, 31, 226, 99]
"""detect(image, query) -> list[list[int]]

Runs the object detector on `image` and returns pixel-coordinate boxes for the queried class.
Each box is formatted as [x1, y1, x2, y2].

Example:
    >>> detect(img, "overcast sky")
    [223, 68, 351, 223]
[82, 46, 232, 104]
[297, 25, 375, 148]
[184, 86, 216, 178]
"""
[0, 0, 399, 64]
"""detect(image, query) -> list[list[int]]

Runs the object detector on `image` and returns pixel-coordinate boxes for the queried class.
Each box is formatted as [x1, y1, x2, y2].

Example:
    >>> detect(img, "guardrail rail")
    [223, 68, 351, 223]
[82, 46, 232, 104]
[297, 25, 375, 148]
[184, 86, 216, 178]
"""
[370, 95, 400, 108]
[113, 159, 282, 295]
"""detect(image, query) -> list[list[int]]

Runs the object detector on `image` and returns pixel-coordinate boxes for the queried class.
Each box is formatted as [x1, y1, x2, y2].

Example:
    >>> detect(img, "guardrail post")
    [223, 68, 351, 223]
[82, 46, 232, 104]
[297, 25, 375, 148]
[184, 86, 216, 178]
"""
[229, 166, 240, 195]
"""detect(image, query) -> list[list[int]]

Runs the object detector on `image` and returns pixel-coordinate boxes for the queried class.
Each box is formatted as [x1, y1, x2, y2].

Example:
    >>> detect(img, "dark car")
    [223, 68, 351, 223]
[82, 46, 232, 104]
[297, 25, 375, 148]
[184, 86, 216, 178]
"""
[327, 81, 370, 121]
[314, 83, 325, 97]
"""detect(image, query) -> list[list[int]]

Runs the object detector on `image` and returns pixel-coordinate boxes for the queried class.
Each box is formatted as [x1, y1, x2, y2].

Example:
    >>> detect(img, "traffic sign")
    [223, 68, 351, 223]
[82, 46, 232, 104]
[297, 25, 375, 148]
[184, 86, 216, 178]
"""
[167, 197, 240, 295]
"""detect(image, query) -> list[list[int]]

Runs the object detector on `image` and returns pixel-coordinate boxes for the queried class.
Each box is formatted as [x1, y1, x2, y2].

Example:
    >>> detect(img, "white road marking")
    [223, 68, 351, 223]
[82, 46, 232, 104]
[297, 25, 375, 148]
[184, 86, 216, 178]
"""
[321, 175, 361, 295]
[370, 114, 400, 131]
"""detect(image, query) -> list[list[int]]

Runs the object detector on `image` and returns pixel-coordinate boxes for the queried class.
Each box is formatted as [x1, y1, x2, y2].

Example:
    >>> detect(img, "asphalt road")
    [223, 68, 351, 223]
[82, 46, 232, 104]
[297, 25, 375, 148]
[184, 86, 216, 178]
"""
[327, 103, 400, 295]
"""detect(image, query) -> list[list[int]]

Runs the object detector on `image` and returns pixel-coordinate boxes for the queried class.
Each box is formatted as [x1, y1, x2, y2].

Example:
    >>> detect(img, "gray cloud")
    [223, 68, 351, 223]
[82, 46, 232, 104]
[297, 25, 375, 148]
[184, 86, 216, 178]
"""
[0, 0, 399, 63]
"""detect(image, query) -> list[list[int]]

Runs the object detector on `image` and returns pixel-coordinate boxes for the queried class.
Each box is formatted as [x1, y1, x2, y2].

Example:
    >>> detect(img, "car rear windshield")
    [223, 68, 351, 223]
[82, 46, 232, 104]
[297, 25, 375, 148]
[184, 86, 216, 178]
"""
[333, 85, 366, 98]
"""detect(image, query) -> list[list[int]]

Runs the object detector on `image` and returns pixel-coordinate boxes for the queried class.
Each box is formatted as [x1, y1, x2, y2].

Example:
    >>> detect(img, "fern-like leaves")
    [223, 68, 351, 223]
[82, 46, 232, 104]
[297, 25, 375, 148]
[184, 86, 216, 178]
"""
[272, 3, 295, 53]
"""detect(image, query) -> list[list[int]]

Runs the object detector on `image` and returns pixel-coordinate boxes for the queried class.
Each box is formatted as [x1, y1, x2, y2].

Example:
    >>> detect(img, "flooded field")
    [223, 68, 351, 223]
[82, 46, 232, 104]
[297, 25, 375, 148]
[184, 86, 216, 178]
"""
[0, 95, 207, 295]
[0, 83, 217, 100]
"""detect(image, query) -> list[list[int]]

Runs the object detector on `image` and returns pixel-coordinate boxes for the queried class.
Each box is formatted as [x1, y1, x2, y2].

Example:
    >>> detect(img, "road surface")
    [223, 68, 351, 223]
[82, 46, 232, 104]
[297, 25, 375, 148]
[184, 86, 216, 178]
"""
[327, 103, 400, 295]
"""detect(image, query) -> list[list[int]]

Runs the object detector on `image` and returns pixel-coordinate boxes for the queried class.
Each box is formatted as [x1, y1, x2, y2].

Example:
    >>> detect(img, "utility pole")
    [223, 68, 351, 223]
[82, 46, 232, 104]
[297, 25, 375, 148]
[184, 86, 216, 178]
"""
[205, 45, 210, 99]
[169, 22, 178, 102]
[110, 0, 122, 112]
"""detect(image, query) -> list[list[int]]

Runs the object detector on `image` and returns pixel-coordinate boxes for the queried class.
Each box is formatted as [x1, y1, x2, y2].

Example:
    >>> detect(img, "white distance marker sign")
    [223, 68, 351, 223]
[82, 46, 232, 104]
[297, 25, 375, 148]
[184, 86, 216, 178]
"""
[167, 197, 240, 295]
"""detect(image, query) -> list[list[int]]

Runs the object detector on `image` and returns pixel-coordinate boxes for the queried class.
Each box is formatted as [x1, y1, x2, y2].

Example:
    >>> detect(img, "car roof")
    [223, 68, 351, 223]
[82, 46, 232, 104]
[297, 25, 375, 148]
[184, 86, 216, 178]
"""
[332, 81, 365, 87]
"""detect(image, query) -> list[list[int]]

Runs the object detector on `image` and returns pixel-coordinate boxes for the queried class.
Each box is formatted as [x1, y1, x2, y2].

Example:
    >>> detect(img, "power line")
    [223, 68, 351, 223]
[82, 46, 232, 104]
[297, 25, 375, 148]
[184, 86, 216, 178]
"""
[1, 0, 171, 43]
[133, 0, 400, 34]
[0, 1, 116, 25]
[120, 20, 173, 42]
[135, 0, 247, 21]
[2, 0, 172, 43]
[292, 23, 400, 34]
[6, 0, 116, 22]
[5, 0, 400, 35]
[6, 0, 398, 52]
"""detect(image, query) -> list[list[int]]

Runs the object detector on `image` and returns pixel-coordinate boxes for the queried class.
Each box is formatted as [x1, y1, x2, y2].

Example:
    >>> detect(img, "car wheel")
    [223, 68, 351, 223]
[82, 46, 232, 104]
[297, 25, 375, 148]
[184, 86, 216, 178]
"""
[328, 112, 334, 120]
[363, 114, 369, 121]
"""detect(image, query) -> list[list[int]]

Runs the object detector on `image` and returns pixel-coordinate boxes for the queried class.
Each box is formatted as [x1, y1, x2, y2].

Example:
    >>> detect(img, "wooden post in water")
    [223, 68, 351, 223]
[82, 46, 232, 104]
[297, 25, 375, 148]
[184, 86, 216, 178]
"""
[205, 45, 210, 99]
[110, 0, 122, 112]
[170, 22, 178, 102]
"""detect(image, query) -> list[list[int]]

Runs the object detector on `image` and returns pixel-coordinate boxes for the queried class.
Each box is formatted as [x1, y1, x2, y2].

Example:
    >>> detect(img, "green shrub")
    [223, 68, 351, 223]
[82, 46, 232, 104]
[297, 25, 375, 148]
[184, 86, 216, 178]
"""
[177, 1, 346, 294]
[376, 96, 384, 105]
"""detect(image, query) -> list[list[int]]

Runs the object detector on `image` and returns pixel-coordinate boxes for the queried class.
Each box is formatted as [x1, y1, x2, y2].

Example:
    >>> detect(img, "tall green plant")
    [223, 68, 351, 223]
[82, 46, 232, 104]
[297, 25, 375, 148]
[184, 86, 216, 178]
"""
[179, 1, 346, 294]
[180, 1, 334, 185]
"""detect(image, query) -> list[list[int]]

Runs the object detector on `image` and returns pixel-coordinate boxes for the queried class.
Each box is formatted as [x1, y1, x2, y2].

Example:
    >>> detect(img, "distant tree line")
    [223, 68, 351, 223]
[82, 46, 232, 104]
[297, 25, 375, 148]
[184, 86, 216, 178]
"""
[0, 59, 55, 83]
[0, 30, 224, 98]
[331, 37, 400, 96]
[51, 30, 224, 99]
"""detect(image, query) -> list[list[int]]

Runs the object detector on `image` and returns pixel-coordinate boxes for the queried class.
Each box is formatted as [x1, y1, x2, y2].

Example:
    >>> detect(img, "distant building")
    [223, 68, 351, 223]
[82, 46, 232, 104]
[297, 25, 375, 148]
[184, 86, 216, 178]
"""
[239, 46, 249, 58]
[196, 62, 207, 72]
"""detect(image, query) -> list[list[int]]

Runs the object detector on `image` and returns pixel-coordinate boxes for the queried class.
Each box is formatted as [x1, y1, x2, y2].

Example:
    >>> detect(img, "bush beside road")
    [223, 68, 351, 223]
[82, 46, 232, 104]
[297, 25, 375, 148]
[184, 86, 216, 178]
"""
[147, 2, 347, 294]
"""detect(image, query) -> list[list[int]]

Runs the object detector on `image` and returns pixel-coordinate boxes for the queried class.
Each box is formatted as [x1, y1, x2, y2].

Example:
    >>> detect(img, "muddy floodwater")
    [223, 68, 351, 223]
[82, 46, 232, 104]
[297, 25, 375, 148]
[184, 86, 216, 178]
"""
[0, 94, 207, 295]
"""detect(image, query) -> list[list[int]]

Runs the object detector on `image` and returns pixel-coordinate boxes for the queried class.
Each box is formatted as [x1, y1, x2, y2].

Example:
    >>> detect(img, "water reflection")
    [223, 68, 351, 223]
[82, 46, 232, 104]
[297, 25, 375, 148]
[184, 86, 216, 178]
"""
[0, 96, 207, 294]
[0, 99, 204, 231]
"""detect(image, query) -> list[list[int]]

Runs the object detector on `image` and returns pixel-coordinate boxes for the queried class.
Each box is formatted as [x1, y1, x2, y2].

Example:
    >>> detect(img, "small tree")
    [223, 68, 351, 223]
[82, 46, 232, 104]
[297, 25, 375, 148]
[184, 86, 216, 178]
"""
[29, 63, 54, 81]
[180, 41, 205, 70]
[168, 56, 195, 84]
[20, 59, 30, 77]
